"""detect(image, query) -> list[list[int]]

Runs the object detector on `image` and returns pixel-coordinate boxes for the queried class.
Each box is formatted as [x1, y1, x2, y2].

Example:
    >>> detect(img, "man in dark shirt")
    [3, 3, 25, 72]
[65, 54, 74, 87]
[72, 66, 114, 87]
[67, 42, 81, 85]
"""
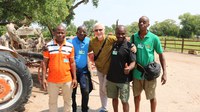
[106, 25, 136, 112]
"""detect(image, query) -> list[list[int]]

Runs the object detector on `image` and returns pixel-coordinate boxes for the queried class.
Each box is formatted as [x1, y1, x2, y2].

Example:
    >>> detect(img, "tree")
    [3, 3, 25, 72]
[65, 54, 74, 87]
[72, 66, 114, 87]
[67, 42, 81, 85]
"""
[126, 22, 138, 36]
[66, 0, 99, 25]
[179, 13, 200, 38]
[83, 19, 98, 36]
[105, 26, 114, 35]
[195, 15, 200, 36]
[41, 27, 52, 40]
[0, 0, 68, 26]
[149, 21, 162, 36]
[0, 0, 99, 36]
[111, 24, 117, 32]
[0, 26, 6, 36]
[179, 13, 194, 38]
[150, 19, 180, 37]
[66, 23, 77, 36]
[84, 21, 114, 36]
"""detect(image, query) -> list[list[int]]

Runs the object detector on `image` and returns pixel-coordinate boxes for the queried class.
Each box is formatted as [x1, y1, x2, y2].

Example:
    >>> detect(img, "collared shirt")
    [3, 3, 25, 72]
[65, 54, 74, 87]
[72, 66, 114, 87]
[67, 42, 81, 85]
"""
[88, 35, 117, 74]
[68, 37, 92, 91]
[69, 36, 90, 70]
[43, 38, 74, 83]
[107, 40, 136, 83]
[130, 31, 163, 79]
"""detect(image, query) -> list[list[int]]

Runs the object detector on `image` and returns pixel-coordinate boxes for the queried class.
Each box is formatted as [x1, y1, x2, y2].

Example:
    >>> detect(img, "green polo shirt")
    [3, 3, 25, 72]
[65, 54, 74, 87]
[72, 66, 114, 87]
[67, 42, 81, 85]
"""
[89, 35, 117, 75]
[130, 31, 163, 80]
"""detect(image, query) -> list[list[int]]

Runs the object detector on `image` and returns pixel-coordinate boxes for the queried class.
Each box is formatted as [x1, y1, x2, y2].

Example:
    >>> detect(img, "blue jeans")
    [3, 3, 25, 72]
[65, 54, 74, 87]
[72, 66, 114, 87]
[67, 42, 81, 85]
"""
[72, 68, 93, 112]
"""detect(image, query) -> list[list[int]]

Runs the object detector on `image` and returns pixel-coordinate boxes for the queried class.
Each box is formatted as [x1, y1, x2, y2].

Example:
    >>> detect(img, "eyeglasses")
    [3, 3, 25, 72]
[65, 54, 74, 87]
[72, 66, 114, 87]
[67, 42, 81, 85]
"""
[94, 29, 103, 32]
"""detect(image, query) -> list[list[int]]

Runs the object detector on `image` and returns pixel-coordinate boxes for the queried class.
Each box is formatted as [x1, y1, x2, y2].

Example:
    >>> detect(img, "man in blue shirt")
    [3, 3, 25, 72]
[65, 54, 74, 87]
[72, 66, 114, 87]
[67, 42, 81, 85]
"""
[68, 25, 93, 112]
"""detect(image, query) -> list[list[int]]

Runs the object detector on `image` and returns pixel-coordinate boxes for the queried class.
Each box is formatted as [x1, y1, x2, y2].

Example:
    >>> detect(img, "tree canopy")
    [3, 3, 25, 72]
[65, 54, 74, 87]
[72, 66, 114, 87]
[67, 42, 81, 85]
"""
[179, 13, 200, 38]
[127, 22, 139, 36]
[150, 19, 179, 37]
[0, 0, 99, 28]
[83, 19, 97, 36]
[66, 23, 77, 36]
[0, 1, 199, 39]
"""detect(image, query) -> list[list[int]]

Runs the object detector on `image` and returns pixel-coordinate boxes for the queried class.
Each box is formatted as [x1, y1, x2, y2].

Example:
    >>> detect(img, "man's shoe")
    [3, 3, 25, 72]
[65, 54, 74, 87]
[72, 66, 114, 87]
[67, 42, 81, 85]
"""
[99, 110, 108, 112]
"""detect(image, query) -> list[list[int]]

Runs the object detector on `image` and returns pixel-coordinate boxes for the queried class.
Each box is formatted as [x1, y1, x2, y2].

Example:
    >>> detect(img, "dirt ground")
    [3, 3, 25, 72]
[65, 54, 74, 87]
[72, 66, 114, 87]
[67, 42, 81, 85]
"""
[24, 52, 200, 112]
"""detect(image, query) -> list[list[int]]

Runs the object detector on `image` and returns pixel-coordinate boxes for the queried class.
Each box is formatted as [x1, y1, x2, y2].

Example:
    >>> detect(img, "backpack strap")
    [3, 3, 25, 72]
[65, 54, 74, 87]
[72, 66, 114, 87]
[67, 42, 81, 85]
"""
[131, 34, 135, 44]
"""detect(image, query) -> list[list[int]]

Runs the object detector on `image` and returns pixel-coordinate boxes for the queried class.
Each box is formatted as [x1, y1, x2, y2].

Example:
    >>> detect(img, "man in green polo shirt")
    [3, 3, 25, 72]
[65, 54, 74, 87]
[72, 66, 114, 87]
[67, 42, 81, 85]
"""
[130, 16, 167, 112]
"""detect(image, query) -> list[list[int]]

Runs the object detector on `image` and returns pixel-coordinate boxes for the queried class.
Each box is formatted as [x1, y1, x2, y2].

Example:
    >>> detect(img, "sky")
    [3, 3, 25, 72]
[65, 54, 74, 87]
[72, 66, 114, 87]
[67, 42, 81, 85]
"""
[72, 0, 200, 27]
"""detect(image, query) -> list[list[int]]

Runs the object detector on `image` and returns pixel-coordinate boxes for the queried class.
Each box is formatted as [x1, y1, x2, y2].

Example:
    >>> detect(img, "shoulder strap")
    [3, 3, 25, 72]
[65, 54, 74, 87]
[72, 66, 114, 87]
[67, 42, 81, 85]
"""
[131, 34, 135, 44]
[127, 42, 132, 48]
[94, 36, 108, 61]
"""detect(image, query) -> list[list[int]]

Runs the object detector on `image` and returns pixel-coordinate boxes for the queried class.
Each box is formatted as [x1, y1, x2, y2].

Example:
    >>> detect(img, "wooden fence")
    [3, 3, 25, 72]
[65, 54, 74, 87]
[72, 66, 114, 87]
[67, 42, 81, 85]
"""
[160, 38, 200, 54]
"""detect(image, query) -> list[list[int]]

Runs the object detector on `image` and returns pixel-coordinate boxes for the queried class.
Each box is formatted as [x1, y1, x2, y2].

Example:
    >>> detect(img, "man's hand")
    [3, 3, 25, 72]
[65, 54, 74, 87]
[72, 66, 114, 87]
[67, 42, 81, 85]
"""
[161, 73, 167, 85]
[124, 63, 130, 75]
[71, 79, 78, 88]
[42, 78, 48, 91]
[131, 44, 137, 53]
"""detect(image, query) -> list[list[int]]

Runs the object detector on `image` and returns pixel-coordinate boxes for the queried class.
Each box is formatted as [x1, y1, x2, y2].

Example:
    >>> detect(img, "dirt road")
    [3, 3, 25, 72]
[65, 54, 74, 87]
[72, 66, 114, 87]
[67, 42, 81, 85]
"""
[25, 52, 200, 112]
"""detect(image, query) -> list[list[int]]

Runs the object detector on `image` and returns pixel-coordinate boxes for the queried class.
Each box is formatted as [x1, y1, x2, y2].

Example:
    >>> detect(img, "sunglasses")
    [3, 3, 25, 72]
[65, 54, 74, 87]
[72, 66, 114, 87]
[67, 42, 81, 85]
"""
[94, 29, 103, 32]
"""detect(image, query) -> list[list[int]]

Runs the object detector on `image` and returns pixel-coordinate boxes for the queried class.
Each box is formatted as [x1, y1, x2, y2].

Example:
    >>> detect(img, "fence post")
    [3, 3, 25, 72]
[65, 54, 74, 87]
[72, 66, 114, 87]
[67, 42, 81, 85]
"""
[181, 38, 184, 53]
[164, 38, 166, 50]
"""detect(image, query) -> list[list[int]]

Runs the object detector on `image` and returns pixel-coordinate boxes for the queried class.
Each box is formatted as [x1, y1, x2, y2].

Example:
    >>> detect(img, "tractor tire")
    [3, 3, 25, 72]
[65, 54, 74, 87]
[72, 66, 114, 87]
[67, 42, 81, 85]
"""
[0, 54, 33, 112]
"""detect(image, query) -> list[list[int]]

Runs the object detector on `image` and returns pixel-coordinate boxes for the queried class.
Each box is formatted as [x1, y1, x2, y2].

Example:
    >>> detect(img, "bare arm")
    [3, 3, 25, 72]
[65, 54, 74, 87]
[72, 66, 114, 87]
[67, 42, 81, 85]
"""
[129, 61, 136, 71]
[69, 57, 77, 88]
[159, 53, 167, 85]
[124, 61, 136, 75]
[87, 52, 95, 72]
[87, 55, 92, 73]
[42, 58, 49, 90]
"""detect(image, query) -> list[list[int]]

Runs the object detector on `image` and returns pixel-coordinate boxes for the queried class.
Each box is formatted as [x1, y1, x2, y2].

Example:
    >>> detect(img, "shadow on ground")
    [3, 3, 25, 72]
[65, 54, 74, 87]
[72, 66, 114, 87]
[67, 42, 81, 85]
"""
[40, 106, 101, 112]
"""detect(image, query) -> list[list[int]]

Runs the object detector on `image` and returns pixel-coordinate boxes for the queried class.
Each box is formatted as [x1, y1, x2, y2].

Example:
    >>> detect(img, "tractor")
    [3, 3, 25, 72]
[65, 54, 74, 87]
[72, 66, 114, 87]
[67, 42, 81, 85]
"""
[0, 23, 45, 112]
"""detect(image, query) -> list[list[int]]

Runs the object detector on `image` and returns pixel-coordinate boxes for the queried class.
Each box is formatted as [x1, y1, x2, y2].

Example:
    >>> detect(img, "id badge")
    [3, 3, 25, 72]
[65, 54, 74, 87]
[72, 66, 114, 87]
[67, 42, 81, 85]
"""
[137, 43, 144, 49]
[79, 50, 85, 55]
[64, 58, 69, 63]
[112, 50, 118, 55]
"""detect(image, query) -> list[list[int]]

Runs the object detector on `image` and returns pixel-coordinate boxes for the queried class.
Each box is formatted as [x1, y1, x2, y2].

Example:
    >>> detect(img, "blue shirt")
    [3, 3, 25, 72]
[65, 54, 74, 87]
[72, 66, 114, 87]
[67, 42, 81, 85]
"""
[68, 36, 90, 69]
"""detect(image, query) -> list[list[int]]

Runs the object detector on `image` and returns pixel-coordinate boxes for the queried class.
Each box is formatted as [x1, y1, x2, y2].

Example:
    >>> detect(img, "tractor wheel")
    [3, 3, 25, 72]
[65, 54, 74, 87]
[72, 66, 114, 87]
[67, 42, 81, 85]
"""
[0, 54, 33, 112]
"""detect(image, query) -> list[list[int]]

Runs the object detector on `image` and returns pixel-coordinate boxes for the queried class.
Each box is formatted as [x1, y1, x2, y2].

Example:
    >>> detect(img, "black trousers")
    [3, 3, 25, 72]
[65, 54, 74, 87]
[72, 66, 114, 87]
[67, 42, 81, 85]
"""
[72, 86, 89, 112]
[72, 68, 93, 112]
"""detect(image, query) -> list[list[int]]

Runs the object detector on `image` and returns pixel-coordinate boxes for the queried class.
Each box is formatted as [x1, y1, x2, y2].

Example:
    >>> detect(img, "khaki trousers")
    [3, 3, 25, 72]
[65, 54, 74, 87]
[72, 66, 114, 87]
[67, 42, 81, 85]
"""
[97, 70, 108, 111]
[48, 82, 72, 112]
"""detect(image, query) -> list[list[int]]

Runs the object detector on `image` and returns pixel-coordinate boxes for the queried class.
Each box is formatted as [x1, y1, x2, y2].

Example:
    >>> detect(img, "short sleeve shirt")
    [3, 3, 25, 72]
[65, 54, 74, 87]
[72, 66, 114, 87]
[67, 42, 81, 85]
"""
[107, 40, 136, 83]
[70, 36, 90, 70]
[43, 39, 74, 83]
[130, 31, 163, 80]
[88, 35, 117, 74]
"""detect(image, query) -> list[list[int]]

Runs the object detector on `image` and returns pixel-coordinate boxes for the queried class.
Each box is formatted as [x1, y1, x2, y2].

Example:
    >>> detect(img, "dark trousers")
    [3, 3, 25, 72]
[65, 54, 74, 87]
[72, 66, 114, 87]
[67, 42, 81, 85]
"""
[72, 68, 93, 112]
[72, 86, 89, 112]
